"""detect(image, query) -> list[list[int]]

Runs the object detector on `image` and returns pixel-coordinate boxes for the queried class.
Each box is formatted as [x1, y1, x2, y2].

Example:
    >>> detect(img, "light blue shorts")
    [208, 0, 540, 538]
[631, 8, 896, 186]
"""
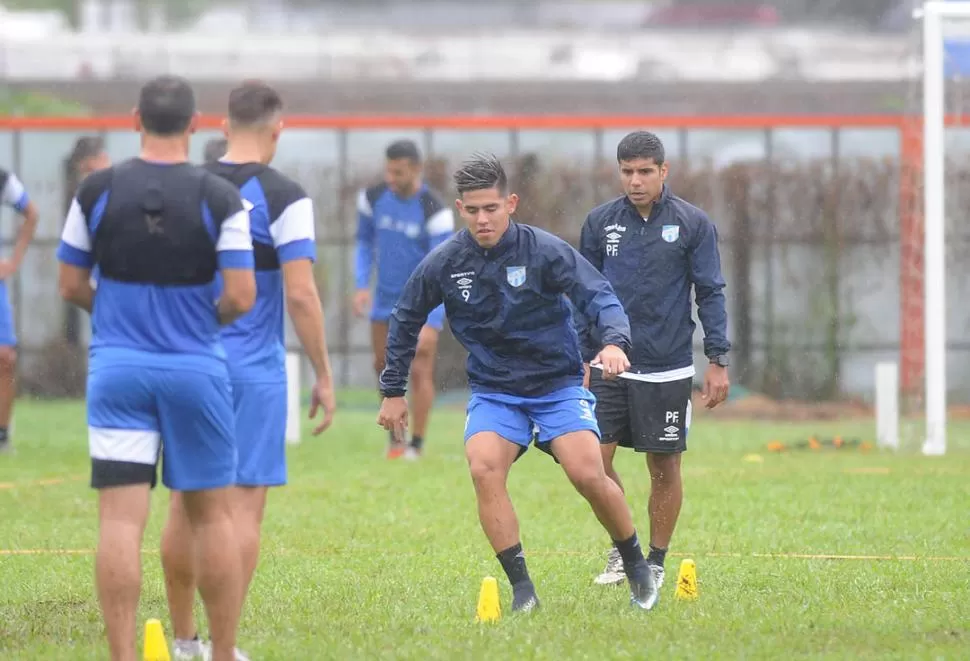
[87, 364, 236, 491]
[232, 379, 287, 487]
[463, 386, 600, 459]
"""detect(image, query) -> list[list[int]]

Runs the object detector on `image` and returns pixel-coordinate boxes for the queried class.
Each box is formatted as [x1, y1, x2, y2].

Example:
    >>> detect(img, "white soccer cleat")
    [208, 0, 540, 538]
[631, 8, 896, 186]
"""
[173, 638, 207, 660]
[403, 446, 422, 461]
[202, 645, 251, 661]
[650, 563, 665, 591]
[593, 547, 626, 586]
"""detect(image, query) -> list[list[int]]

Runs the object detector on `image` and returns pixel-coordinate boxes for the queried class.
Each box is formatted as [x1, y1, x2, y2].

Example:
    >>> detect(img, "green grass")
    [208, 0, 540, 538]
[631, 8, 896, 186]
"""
[1, 394, 969, 660]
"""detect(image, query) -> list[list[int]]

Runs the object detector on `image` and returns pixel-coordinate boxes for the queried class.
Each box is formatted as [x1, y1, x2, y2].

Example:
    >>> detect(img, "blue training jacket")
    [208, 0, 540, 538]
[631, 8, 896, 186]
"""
[579, 185, 730, 373]
[355, 182, 453, 324]
[379, 221, 632, 399]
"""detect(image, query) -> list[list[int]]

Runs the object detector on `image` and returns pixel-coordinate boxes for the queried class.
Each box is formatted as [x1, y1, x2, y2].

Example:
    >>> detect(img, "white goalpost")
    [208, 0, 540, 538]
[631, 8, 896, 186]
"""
[912, 1, 970, 456]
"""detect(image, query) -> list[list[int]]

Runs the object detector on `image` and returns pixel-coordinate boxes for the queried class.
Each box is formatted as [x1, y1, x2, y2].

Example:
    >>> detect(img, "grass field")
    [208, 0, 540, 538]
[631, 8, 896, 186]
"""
[1, 392, 969, 660]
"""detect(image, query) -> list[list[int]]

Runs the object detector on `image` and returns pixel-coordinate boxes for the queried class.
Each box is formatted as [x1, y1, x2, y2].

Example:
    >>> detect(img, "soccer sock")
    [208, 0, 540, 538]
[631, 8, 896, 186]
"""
[647, 544, 668, 568]
[496, 542, 532, 588]
[613, 532, 647, 573]
[0, 427, 8, 442]
[410, 435, 423, 450]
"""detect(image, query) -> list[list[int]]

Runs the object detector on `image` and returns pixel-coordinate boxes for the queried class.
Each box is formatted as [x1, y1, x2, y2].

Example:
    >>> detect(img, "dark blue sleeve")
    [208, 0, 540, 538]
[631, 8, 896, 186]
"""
[579, 211, 603, 272]
[378, 254, 444, 398]
[688, 212, 731, 357]
[566, 297, 600, 362]
[543, 235, 631, 354]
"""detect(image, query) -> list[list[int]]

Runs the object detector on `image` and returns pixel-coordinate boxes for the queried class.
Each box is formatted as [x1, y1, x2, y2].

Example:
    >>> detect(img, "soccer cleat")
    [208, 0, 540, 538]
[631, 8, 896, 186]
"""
[593, 546, 626, 586]
[173, 637, 206, 659]
[403, 446, 422, 461]
[650, 563, 665, 591]
[201, 645, 251, 661]
[628, 560, 660, 611]
[511, 581, 541, 613]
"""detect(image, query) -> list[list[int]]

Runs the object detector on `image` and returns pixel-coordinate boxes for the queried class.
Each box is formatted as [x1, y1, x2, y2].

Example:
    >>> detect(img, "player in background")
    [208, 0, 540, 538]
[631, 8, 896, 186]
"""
[56, 75, 256, 661]
[354, 140, 454, 460]
[0, 165, 39, 454]
[204, 137, 229, 164]
[160, 81, 337, 661]
[63, 136, 112, 346]
[377, 153, 659, 613]
[579, 131, 730, 596]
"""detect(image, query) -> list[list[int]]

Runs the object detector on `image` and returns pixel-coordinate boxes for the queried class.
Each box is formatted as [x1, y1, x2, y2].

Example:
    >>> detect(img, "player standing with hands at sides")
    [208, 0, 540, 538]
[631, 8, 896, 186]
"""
[161, 81, 337, 661]
[0, 164, 39, 454]
[56, 76, 256, 661]
[377, 153, 659, 612]
[354, 140, 454, 460]
[579, 131, 731, 596]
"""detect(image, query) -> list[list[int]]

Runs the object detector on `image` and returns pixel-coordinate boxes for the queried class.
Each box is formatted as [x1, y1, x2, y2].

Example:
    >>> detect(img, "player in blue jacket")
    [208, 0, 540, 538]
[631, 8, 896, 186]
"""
[580, 131, 731, 596]
[354, 140, 454, 460]
[377, 153, 659, 613]
[0, 166, 39, 454]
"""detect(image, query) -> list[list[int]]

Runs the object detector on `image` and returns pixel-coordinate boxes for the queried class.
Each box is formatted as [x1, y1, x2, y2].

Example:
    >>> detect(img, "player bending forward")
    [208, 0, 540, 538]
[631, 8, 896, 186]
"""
[377, 153, 658, 612]
[161, 81, 337, 661]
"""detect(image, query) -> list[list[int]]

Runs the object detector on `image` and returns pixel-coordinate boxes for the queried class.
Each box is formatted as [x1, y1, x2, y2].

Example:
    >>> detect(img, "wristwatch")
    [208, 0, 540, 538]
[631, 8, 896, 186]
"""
[709, 354, 730, 368]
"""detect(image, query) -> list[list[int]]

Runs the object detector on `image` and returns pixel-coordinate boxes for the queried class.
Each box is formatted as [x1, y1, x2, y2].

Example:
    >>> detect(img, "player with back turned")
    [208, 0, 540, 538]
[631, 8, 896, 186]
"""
[377, 153, 659, 613]
[579, 131, 731, 597]
[56, 75, 256, 661]
[160, 81, 337, 661]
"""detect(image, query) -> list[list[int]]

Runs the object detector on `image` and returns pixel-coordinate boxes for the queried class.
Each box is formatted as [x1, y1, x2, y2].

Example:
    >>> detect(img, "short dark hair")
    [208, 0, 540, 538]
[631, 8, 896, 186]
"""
[453, 152, 508, 195]
[228, 80, 283, 126]
[203, 138, 228, 164]
[616, 131, 665, 166]
[67, 136, 105, 168]
[138, 75, 196, 136]
[385, 139, 421, 163]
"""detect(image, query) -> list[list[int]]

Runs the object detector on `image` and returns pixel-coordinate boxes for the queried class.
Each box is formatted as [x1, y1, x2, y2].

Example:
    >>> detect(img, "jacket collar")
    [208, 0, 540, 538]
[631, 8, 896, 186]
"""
[461, 219, 519, 259]
[622, 184, 671, 218]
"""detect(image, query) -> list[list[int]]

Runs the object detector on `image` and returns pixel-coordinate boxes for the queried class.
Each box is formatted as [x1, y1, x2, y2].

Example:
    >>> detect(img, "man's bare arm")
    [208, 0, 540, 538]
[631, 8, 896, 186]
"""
[11, 201, 38, 270]
[282, 259, 332, 380]
[58, 263, 94, 313]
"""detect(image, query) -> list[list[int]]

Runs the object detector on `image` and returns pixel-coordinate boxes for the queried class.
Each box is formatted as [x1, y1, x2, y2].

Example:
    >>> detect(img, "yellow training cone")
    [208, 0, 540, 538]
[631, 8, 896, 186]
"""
[674, 558, 698, 601]
[143, 618, 171, 661]
[476, 576, 502, 623]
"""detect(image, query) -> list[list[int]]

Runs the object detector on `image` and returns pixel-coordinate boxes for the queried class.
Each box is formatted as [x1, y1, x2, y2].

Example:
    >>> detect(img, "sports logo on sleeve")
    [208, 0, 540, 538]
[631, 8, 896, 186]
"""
[506, 266, 527, 288]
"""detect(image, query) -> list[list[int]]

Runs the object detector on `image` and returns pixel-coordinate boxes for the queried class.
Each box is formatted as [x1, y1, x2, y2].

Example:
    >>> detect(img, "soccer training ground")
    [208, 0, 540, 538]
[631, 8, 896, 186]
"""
[1, 393, 967, 660]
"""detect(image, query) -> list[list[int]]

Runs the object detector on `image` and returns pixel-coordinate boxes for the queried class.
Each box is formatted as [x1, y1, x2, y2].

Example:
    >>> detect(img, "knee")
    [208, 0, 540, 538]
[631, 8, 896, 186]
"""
[648, 454, 681, 483]
[0, 348, 17, 373]
[467, 454, 506, 486]
[568, 465, 610, 498]
[410, 354, 433, 385]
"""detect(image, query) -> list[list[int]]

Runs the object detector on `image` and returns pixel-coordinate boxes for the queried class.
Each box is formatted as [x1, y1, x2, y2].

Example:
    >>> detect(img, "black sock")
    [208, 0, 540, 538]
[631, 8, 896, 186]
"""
[410, 435, 423, 450]
[496, 543, 532, 588]
[647, 544, 667, 567]
[0, 427, 7, 442]
[612, 532, 646, 571]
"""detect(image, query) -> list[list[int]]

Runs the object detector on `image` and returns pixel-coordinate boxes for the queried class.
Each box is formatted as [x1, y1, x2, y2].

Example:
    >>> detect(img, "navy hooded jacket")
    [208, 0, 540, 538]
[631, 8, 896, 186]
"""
[379, 221, 632, 399]
[579, 185, 730, 373]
